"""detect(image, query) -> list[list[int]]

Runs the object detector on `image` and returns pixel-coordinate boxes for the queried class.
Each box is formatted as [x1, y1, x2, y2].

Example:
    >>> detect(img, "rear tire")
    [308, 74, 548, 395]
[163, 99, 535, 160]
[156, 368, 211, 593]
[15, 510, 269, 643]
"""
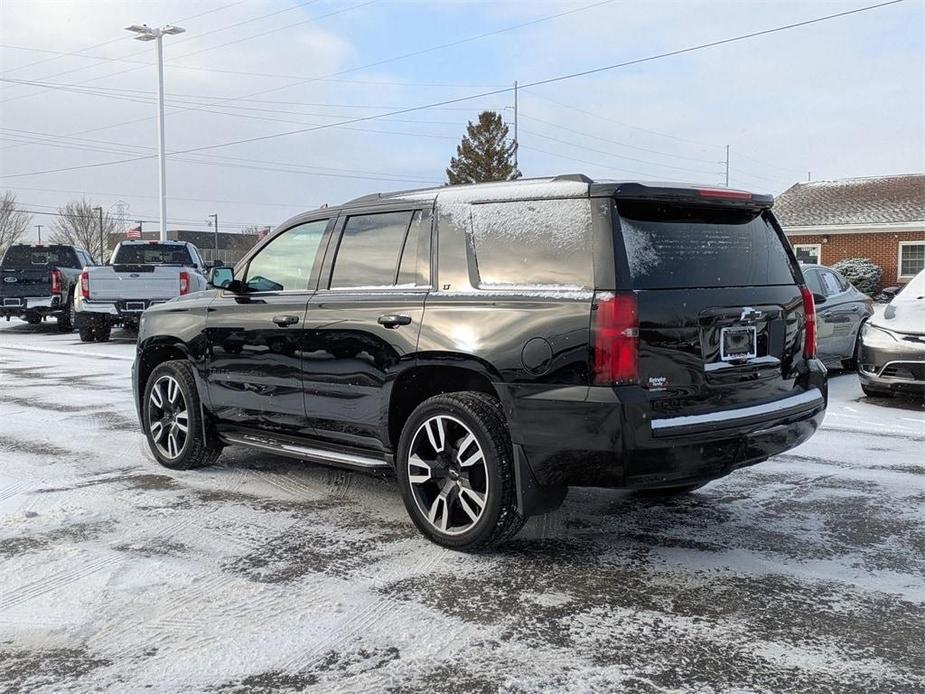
[143, 360, 221, 470]
[25, 314, 42, 325]
[56, 298, 73, 333]
[396, 391, 525, 551]
[636, 482, 708, 497]
[78, 326, 95, 342]
[94, 325, 111, 342]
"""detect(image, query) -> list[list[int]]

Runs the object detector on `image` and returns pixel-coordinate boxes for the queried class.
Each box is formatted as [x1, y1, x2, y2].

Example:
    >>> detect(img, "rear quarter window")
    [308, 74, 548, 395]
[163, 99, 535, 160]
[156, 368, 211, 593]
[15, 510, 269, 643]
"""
[616, 202, 795, 289]
[467, 198, 592, 289]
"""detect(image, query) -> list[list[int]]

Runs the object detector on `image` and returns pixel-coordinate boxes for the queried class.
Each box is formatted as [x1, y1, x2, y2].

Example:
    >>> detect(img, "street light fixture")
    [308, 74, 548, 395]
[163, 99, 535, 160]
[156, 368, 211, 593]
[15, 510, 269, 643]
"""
[124, 23, 186, 242]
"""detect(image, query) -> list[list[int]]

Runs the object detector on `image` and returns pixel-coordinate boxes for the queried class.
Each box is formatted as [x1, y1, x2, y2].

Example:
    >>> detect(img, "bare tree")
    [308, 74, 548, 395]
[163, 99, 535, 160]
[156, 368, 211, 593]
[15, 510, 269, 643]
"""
[0, 191, 31, 254]
[49, 198, 116, 260]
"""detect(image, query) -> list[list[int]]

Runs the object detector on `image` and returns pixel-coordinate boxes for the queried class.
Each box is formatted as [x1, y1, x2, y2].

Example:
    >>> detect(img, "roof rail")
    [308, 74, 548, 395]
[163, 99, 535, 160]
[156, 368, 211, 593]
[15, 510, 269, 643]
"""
[552, 173, 593, 183]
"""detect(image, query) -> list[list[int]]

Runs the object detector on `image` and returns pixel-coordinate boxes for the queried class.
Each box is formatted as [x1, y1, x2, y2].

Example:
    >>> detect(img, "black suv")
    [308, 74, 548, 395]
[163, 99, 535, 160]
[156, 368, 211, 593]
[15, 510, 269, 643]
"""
[133, 175, 827, 550]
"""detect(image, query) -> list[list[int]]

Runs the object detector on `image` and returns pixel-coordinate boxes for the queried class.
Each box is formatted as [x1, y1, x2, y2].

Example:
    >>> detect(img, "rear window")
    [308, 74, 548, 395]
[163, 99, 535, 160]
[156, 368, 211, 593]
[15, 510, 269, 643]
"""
[616, 202, 795, 289]
[113, 244, 193, 265]
[1, 246, 79, 268]
[469, 198, 592, 289]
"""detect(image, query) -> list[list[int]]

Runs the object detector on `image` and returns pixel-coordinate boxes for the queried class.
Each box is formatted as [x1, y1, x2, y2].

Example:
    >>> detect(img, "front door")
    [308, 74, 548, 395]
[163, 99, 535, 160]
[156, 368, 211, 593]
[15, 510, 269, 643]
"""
[302, 207, 431, 452]
[204, 217, 332, 436]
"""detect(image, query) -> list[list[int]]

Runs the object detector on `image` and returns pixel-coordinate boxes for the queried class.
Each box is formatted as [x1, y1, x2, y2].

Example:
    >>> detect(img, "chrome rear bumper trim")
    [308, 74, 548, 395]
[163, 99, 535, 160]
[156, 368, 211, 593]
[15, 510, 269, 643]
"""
[651, 388, 824, 433]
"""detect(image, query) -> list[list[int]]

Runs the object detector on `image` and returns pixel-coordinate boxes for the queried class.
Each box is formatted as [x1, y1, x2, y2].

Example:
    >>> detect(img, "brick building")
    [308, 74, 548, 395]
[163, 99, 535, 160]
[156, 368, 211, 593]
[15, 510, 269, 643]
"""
[775, 174, 925, 289]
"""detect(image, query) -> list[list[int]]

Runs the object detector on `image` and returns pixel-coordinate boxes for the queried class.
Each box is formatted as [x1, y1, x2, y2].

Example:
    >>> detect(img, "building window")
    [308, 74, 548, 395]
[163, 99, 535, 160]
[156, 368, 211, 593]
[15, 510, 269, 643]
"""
[899, 242, 925, 279]
[792, 243, 821, 265]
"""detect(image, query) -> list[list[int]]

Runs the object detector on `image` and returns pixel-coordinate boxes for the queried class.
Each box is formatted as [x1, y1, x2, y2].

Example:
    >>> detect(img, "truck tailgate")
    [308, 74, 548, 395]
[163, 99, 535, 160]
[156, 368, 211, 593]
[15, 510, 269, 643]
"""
[0, 267, 52, 299]
[88, 265, 182, 301]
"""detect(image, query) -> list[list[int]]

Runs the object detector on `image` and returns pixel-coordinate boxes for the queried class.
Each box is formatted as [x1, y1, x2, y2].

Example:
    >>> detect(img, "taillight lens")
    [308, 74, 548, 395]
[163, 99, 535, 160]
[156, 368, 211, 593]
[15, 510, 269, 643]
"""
[179, 271, 190, 296]
[50, 269, 62, 295]
[592, 291, 639, 385]
[80, 271, 90, 300]
[800, 285, 816, 359]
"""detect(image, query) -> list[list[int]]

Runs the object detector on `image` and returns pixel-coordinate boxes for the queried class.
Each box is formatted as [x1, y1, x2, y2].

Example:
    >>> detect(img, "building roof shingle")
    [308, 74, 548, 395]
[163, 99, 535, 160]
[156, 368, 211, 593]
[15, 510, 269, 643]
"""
[774, 174, 925, 227]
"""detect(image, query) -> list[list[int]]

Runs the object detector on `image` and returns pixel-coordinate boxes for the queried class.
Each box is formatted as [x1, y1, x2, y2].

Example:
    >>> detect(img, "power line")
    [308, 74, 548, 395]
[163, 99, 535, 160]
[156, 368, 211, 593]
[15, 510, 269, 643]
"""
[0, 0, 904, 180]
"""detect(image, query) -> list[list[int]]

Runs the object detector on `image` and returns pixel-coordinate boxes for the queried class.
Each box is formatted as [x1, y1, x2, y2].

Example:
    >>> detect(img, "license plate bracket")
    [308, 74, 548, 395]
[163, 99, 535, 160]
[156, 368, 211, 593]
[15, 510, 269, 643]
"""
[124, 301, 146, 312]
[3, 298, 22, 307]
[720, 326, 757, 361]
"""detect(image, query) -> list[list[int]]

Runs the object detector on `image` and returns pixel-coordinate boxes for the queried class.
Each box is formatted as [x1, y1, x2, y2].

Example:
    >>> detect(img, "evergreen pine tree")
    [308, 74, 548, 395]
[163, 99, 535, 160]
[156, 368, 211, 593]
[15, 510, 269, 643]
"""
[446, 111, 521, 185]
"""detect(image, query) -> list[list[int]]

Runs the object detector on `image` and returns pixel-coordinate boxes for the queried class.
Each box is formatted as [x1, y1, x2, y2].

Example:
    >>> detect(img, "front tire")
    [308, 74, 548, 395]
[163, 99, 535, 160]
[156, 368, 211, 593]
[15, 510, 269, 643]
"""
[396, 392, 524, 551]
[143, 360, 221, 470]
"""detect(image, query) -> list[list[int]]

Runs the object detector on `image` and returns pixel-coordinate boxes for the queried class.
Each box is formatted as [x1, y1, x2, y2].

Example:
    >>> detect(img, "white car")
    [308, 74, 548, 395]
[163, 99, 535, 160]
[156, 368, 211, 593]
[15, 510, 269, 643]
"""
[73, 240, 210, 342]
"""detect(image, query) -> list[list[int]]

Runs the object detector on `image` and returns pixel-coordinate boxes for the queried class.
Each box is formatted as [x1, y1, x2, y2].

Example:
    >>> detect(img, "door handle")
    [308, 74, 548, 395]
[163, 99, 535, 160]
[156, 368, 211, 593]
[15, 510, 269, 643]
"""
[272, 314, 300, 327]
[378, 314, 412, 328]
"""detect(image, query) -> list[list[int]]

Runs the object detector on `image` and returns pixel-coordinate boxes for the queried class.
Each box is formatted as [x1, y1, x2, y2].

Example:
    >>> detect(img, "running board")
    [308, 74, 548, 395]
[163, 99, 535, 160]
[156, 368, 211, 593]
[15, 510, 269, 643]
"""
[220, 433, 390, 471]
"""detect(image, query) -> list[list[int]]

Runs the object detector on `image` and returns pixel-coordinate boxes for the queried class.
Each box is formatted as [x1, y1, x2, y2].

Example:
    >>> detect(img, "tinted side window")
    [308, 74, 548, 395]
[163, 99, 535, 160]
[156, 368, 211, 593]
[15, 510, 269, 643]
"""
[245, 219, 328, 292]
[468, 198, 593, 288]
[397, 210, 430, 287]
[617, 204, 795, 289]
[821, 270, 844, 296]
[330, 211, 413, 288]
[804, 269, 826, 296]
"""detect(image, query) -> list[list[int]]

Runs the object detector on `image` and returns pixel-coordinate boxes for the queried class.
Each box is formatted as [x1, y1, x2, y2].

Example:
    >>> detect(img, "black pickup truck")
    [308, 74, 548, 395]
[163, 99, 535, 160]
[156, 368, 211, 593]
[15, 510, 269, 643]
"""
[0, 244, 94, 331]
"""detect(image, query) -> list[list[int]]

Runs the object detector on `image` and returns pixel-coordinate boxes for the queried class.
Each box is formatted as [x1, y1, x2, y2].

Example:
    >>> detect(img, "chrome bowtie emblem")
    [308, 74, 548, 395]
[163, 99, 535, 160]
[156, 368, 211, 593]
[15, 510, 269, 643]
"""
[740, 306, 763, 321]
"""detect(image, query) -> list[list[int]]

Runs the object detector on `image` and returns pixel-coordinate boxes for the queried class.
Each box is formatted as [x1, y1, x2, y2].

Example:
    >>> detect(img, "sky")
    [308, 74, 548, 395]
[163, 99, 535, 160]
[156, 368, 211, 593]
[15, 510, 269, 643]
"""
[0, 0, 923, 242]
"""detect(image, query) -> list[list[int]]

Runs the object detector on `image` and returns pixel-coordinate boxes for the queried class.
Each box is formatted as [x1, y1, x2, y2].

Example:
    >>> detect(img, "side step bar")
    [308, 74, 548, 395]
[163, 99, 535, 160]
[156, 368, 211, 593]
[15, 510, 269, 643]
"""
[221, 433, 390, 471]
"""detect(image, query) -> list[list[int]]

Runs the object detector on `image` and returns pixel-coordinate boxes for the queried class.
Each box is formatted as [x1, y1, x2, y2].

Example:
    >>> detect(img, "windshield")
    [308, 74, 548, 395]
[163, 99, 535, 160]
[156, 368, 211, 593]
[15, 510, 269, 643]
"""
[897, 270, 925, 299]
[1, 246, 78, 268]
[616, 202, 796, 289]
[113, 244, 193, 265]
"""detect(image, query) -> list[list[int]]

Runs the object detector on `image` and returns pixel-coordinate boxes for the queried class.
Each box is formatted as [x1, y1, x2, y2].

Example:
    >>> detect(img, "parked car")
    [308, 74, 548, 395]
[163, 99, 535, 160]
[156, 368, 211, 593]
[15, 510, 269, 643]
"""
[800, 263, 874, 369]
[74, 240, 209, 342]
[0, 243, 94, 331]
[132, 175, 827, 550]
[858, 269, 925, 398]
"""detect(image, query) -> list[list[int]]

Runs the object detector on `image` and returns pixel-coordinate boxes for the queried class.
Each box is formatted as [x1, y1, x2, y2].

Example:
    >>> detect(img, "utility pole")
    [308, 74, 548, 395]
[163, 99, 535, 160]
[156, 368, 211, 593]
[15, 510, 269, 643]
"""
[125, 23, 185, 241]
[209, 213, 219, 263]
[724, 145, 730, 187]
[513, 80, 519, 174]
[35, 224, 42, 244]
[93, 206, 104, 261]
[807, 171, 812, 182]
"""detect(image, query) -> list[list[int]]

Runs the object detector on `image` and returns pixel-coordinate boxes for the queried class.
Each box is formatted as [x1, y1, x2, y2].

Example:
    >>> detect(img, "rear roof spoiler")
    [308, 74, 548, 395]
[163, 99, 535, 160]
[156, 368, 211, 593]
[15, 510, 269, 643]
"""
[605, 182, 773, 208]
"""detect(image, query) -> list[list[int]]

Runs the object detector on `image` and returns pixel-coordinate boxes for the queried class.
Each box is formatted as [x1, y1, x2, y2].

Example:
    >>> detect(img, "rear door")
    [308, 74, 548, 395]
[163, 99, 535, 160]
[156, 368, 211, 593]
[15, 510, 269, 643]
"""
[613, 199, 805, 416]
[204, 218, 331, 434]
[302, 207, 431, 452]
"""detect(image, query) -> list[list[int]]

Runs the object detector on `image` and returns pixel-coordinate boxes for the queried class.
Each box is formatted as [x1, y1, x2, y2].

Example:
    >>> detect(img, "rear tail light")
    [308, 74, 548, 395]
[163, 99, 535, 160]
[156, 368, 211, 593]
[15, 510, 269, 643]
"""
[80, 271, 90, 300]
[592, 291, 639, 385]
[179, 271, 190, 296]
[49, 269, 62, 295]
[800, 285, 816, 359]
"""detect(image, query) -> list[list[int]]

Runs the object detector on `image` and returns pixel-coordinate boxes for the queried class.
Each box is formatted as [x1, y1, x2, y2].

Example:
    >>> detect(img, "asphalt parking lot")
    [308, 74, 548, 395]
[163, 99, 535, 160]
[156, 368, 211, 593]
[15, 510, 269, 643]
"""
[1, 320, 923, 693]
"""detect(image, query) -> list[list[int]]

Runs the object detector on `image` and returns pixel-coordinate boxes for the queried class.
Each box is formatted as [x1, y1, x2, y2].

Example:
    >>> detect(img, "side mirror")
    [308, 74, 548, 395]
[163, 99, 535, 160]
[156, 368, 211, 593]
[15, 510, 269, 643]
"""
[812, 293, 827, 305]
[209, 266, 234, 289]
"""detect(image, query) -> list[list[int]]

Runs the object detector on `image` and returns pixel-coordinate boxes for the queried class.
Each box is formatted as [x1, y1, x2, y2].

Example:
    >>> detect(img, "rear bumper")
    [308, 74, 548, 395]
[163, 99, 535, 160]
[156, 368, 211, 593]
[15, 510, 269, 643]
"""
[499, 359, 827, 491]
[0, 295, 60, 316]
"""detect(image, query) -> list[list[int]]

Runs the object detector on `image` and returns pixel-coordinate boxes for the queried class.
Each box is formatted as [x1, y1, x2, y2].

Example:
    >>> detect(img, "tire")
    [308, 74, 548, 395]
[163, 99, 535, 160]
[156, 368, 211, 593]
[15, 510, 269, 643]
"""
[78, 326, 95, 342]
[861, 384, 893, 398]
[142, 360, 221, 470]
[56, 297, 73, 333]
[396, 391, 525, 551]
[94, 325, 111, 342]
[635, 482, 707, 497]
[25, 314, 42, 325]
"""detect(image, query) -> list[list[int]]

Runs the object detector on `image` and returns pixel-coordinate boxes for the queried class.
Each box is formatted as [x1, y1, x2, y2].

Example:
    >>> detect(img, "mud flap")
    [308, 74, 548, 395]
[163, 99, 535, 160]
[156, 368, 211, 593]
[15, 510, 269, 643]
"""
[513, 443, 568, 519]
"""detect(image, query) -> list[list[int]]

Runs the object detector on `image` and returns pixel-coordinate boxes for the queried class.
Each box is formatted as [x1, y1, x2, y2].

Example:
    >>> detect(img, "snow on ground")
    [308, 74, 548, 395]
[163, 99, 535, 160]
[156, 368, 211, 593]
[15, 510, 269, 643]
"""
[0, 319, 923, 693]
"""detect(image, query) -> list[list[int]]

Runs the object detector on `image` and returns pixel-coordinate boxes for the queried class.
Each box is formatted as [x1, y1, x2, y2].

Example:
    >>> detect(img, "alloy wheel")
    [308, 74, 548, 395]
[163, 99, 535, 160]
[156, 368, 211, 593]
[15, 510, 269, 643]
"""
[407, 415, 489, 536]
[148, 375, 189, 460]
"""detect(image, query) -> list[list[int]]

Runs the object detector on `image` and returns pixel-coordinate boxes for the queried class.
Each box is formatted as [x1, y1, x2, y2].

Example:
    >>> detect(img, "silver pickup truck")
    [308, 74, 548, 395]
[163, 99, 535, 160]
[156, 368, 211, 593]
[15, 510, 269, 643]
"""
[73, 240, 209, 342]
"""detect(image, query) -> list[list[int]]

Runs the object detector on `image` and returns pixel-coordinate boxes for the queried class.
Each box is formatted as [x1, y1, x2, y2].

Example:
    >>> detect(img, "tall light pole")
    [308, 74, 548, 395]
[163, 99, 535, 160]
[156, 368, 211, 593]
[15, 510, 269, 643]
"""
[125, 23, 185, 242]
[92, 206, 104, 262]
[208, 213, 219, 263]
